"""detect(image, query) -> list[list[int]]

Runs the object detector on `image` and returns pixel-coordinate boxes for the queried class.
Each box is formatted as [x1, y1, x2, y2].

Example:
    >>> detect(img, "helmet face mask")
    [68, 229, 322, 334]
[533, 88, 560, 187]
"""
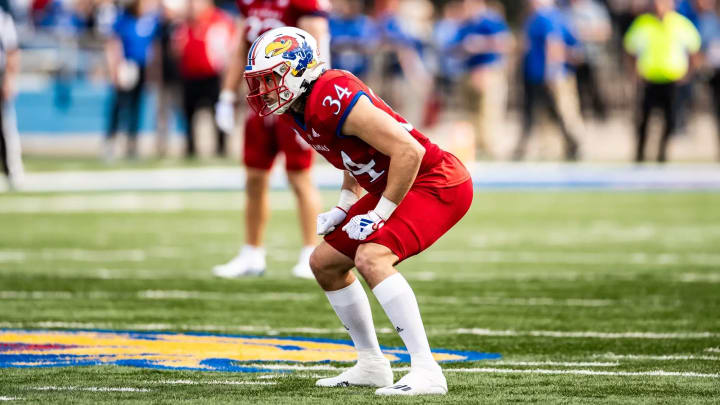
[244, 27, 325, 116]
[246, 62, 294, 116]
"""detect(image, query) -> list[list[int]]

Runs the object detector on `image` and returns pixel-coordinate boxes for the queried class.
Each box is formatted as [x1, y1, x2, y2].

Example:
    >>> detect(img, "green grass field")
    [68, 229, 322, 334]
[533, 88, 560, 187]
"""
[1, 190, 719, 403]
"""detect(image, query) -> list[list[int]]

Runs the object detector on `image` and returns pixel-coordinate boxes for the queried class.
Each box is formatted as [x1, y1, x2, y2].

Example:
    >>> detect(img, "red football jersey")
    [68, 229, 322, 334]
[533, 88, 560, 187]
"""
[236, 0, 330, 45]
[282, 70, 470, 196]
[174, 8, 236, 78]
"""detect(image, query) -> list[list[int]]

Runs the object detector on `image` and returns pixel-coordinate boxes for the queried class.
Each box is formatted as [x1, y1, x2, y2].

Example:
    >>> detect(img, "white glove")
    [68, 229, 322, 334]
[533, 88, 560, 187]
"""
[215, 90, 236, 134]
[317, 207, 348, 235]
[342, 210, 385, 241]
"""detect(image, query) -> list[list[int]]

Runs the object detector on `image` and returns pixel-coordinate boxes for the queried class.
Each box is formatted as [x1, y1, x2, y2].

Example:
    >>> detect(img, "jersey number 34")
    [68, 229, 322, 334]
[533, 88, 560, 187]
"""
[322, 85, 353, 115]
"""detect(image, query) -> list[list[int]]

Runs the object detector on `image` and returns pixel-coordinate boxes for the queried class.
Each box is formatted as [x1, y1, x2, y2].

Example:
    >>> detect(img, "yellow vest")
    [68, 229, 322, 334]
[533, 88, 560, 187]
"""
[624, 11, 701, 83]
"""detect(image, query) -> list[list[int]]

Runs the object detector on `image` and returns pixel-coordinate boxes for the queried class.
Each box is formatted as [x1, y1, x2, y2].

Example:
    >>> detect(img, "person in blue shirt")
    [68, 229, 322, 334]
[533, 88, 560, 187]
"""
[677, 0, 700, 27]
[104, 0, 159, 160]
[432, 0, 466, 100]
[374, 1, 433, 127]
[697, 0, 720, 160]
[514, 0, 581, 161]
[329, 0, 377, 80]
[452, 0, 511, 157]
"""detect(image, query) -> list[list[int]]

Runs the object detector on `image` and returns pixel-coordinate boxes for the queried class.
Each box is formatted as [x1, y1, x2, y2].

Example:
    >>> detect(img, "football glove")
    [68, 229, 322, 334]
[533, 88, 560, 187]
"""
[316, 207, 348, 236]
[342, 210, 385, 241]
[215, 90, 236, 134]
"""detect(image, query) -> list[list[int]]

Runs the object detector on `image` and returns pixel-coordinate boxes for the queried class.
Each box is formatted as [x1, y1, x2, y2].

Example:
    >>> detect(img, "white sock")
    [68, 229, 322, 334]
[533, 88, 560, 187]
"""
[325, 279, 384, 361]
[372, 273, 439, 372]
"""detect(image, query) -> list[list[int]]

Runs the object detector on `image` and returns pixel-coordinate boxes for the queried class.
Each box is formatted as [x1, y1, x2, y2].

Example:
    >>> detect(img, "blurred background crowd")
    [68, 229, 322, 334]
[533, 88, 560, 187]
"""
[2, 0, 720, 188]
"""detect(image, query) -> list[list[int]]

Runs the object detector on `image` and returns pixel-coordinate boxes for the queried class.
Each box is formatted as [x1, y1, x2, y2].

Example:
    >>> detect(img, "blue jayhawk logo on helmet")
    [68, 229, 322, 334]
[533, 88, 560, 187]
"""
[263, 35, 318, 77]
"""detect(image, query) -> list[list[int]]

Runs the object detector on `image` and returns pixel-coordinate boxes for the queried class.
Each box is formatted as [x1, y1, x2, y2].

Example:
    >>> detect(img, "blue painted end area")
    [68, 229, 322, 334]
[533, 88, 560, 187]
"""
[0, 328, 501, 372]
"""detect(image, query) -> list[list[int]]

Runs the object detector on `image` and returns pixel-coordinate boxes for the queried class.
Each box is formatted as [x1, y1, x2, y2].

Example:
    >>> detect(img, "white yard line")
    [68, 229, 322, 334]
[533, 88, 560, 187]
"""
[445, 368, 720, 378]
[243, 364, 720, 378]
[678, 273, 720, 283]
[0, 321, 353, 335]
[424, 296, 615, 307]
[451, 328, 719, 339]
[2, 323, 718, 339]
[596, 354, 720, 361]
[491, 361, 619, 367]
[0, 249, 147, 263]
[33, 386, 150, 392]
[0, 290, 615, 308]
[155, 380, 276, 386]
[0, 290, 318, 302]
[705, 347, 720, 353]
[0, 398, 21, 401]
[4, 246, 720, 268]
[424, 250, 720, 267]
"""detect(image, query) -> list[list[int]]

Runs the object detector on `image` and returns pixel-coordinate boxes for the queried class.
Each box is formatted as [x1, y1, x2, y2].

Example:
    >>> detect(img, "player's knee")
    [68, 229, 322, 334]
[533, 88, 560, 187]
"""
[354, 245, 381, 278]
[309, 249, 325, 276]
[246, 170, 269, 194]
[310, 249, 349, 290]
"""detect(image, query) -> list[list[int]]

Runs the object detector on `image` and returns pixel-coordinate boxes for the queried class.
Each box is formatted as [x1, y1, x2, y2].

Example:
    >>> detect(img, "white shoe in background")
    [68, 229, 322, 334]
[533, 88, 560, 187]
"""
[292, 246, 315, 279]
[212, 245, 266, 278]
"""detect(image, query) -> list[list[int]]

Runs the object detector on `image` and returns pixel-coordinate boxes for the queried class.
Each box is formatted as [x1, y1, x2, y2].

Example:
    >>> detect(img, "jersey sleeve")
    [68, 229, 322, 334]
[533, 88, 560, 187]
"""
[311, 73, 371, 137]
[290, 0, 330, 17]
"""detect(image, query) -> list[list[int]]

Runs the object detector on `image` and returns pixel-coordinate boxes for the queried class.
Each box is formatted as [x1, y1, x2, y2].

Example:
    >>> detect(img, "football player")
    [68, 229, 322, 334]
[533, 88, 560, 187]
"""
[213, 0, 331, 279]
[244, 27, 474, 395]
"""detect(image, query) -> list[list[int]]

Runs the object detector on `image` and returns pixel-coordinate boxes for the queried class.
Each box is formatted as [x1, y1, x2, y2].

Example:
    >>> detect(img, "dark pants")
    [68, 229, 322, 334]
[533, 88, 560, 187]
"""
[106, 66, 146, 157]
[636, 81, 677, 162]
[514, 79, 579, 161]
[575, 62, 607, 120]
[0, 97, 7, 177]
[181, 75, 227, 158]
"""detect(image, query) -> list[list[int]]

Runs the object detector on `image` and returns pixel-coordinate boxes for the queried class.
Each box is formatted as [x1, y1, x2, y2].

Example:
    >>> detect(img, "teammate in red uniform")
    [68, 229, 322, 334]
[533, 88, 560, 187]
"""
[244, 27, 473, 395]
[213, 0, 330, 279]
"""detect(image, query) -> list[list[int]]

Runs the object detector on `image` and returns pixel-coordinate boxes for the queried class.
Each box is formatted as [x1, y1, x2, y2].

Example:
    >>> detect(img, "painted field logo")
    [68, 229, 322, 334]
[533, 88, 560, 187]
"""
[0, 329, 500, 372]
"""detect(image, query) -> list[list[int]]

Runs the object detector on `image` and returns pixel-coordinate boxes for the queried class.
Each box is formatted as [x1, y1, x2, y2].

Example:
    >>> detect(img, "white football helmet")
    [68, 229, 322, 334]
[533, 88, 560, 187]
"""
[245, 26, 326, 116]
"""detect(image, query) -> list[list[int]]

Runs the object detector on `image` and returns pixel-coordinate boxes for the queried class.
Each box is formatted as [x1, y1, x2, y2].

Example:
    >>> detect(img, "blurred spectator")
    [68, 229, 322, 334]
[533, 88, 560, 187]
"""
[374, 0, 433, 127]
[675, 0, 700, 133]
[1, 5, 24, 189]
[154, 0, 185, 157]
[564, 0, 611, 120]
[513, 0, 581, 161]
[432, 0, 465, 103]
[604, 0, 647, 66]
[329, 0, 377, 79]
[677, 0, 700, 26]
[454, 0, 511, 157]
[697, 0, 720, 160]
[104, 0, 160, 160]
[173, 0, 234, 158]
[624, 0, 701, 162]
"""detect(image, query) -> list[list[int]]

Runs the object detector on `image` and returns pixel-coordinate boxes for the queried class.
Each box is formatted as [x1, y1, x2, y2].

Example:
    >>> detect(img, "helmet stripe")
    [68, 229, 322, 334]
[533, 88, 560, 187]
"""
[247, 40, 258, 67]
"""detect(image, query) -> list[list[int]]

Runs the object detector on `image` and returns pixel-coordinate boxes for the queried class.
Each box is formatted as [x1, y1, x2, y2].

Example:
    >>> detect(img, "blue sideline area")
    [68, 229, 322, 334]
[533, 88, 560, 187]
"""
[15, 79, 182, 134]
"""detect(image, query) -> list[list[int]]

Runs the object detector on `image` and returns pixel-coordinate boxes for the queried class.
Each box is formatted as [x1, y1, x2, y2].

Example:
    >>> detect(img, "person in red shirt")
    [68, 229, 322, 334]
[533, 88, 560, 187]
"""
[173, 0, 236, 157]
[244, 27, 473, 396]
[213, 0, 331, 279]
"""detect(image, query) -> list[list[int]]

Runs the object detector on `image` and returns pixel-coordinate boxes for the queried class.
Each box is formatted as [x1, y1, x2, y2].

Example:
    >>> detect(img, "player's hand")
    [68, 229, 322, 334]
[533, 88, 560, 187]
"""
[316, 207, 347, 235]
[342, 211, 384, 241]
[215, 91, 236, 133]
